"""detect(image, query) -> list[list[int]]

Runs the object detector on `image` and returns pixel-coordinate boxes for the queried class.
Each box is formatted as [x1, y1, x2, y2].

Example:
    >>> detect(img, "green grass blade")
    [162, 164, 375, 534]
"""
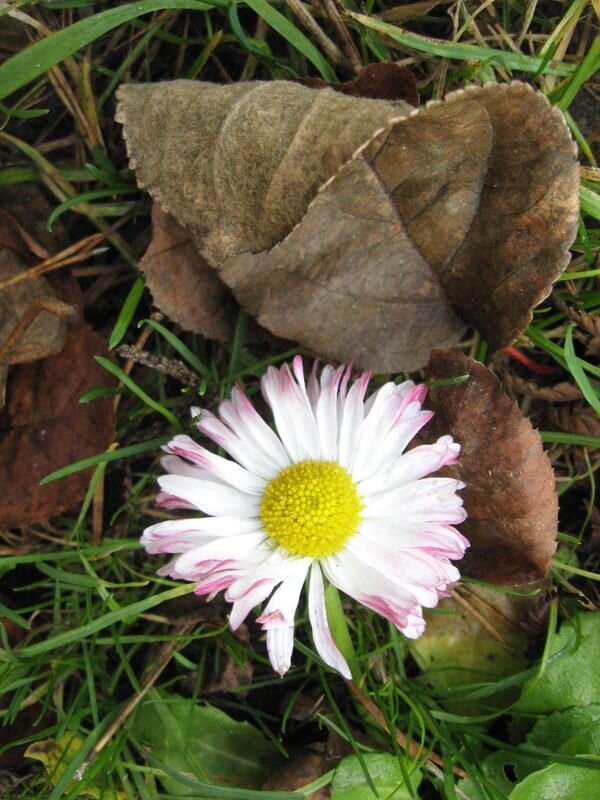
[563, 324, 600, 414]
[140, 318, 213, 380]
[540, 431, 600, 448]
[0, 0, 220, 101]
[581, 185, 600, 221]
[15, 584, 195, 658]
[347, 12, 575, 76]
[40, 436, 170, 485]
[242, 0, 337, 81]
[109, 275, 146, 349]
[95, 356, 182, 430]
[47, 187, 138, 230]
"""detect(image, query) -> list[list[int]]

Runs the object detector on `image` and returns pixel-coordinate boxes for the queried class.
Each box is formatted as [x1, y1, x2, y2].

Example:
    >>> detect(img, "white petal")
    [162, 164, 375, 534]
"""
[165, 435, 267, 494]
[197, 411, 281, 479]
[362, 477, 465, 522]
[357, 518, 469, 560]
[223, 386, 290, 470]
[338, 371, 370, 469]
[352, 383, 432, 480]
[257, 558, 310, 627]
[315, 366, 345, 461]
[158, 474, 261, 517]
[228, 578, 278, 630]
[266, 626, 295, 676]
[308, 563, 351, 679]
[261, 363, 320, 461]
[172, 531, 267, 578]
[358, 437, 461, 498]
[141, 516, 260, 554]
[323, 550, 424, 632]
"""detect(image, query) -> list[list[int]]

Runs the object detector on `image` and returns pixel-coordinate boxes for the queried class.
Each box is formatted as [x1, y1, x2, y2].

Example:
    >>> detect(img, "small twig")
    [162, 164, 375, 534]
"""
[320, 0, 362, 73]
[117, 345, 200, 387]
[286, 0, 349, 68]
[0, 233, 105, 292]
[345, 680, 467, 778]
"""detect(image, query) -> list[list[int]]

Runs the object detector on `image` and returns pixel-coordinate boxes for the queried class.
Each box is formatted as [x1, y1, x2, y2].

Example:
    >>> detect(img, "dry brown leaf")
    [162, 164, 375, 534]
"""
[117, 80, 578, 372]
[262, 750, 331, 797]
[140, 204, 234, 341]
[0, 275, 115, 528]
[0, 206, 67, 368]
[300, 61, 419, 106]
[424, 349, 557, 584]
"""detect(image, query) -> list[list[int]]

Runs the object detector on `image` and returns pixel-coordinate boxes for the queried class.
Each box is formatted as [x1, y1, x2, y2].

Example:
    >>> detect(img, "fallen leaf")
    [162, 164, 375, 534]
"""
[424, 349, 558, 584]
[0, 274, 115, 528]
[263, 750, 332, 797]
[300, 62, 419, 106]
[0, 248, 67, 368]
[411, 584, 530, 713]
[140, 204, 234, 341]
[25, 734, 127, 800]
[117, 80, 578, 372]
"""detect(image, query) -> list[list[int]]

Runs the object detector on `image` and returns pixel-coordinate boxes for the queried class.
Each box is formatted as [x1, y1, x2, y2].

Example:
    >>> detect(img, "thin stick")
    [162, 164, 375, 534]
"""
[0, 233, 105, 292]
[286, 0, 349, 68]
[321, 0, 362, 73]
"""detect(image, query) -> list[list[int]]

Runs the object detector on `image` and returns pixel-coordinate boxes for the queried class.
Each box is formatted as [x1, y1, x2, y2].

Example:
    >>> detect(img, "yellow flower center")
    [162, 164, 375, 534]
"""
[260, 460, 363, 558]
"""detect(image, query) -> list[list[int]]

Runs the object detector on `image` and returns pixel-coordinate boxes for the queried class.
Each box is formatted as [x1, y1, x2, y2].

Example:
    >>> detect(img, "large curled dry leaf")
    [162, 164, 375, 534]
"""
[117, 80, 578, 372]
[424, 349, 557, 584]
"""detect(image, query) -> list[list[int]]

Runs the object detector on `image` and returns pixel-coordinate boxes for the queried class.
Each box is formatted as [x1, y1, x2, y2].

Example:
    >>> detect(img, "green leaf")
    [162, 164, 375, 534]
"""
[132, 691, 285, 794]
[528, 705, 600, 760]
[516, 612, 600, 713]
[331, 753, 422, 800]
[509, 763, 600, 799]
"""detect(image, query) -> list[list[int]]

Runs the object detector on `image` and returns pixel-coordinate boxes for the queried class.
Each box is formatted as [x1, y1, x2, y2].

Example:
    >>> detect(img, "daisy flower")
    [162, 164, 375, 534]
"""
[141, 357, 468, 679]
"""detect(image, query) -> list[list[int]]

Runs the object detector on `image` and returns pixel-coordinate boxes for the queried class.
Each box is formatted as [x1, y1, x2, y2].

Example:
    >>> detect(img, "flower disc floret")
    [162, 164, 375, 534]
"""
[260, 460, 363, 558]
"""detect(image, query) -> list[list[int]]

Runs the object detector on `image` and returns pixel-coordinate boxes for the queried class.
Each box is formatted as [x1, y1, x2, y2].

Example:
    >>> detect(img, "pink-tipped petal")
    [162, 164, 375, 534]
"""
[266, 626, 295, 676]
[308, 563, 351, 679]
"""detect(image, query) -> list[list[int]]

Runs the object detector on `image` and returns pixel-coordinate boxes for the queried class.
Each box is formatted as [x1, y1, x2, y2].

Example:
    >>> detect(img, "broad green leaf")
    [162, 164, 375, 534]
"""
[509, 763, 600, 799]
[516, 612, 600, 713]
[527, 705, 600, 760]
[331, 753, 422, 800]
[132, 691, 284, 794]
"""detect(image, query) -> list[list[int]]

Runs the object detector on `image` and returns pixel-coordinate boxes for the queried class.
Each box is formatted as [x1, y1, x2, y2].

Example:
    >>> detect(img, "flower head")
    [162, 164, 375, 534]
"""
[142, 357, 468, 678]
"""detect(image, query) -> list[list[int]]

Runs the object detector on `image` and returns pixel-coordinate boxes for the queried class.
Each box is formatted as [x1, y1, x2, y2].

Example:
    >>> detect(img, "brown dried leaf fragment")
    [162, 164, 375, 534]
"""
[140, 204, 234, 341]
[0, 276, 116, 528]
[300, 61, 419, 105]
[117, 80, 578, 372]
[425, 349, 557, 584]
